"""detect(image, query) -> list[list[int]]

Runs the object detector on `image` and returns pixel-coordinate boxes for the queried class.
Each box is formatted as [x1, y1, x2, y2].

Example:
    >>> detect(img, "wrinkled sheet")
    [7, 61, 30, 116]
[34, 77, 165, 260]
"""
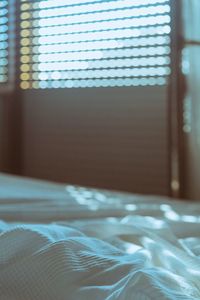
[0, 173, 200, 300]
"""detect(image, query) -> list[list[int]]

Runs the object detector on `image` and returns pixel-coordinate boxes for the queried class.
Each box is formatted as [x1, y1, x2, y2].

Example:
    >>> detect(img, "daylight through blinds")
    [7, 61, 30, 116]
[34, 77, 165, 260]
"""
[20, 0, 171, 89]
[0, 1, 9, 85]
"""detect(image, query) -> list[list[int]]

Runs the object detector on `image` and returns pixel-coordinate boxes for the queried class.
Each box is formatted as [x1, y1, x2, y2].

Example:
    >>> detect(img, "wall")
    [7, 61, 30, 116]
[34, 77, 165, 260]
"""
[0, 93, 22, 174]
[21, 86, 170, 195]
[0, 98, 3, 169]
[0, 97, 9, 171]
[182, 46, 200, 200]
[0, 96, 10, 172]
[181, 0, 200, 200]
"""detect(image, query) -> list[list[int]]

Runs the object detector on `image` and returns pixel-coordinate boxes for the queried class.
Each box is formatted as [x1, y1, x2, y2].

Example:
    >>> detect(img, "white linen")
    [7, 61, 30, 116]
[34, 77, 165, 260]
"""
[0, 173, 200, 299]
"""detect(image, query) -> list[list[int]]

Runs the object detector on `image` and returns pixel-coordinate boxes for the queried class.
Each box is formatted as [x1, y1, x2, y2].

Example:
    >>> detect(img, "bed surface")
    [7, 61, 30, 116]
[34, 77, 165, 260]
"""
[1, 173, 200, 299]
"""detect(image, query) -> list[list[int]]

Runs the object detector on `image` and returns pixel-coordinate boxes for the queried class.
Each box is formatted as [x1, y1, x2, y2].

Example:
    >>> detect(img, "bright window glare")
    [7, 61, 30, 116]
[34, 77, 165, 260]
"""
[37, 0, 169, 10]
[0, 1, 9, 83]
[20, 0, 171, 89]
[37, 5, 170, 20]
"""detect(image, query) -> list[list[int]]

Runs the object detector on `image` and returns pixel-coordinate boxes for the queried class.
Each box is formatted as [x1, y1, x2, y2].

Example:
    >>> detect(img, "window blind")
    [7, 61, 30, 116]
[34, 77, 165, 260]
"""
[0, 0, 15, 90]
[20, 0, 171, 89]
[0, 1, 9, 85]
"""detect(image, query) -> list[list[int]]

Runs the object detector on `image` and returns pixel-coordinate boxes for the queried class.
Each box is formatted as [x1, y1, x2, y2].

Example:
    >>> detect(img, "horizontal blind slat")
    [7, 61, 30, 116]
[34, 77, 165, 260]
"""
[20, 0, 171, 89]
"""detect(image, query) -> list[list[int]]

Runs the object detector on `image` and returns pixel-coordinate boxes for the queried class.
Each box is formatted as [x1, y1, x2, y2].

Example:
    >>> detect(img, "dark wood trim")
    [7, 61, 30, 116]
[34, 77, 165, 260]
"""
[168, 0, 185, 198]
[0, 0, 23, 175]
[0, 92, 22, 174]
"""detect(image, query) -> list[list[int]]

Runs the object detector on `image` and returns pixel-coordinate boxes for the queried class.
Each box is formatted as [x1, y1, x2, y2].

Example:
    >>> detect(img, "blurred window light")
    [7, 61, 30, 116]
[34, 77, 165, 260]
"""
[0, 0, 15, 90]
[0, 1, 9, 84]
[20, 0, 171, 89]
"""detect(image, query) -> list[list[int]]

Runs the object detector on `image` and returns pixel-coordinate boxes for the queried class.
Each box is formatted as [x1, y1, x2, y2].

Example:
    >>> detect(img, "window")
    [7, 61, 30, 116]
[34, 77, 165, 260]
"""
[0, 1, 9, 85]
[20, 0, 171, 89]
[0, 0, 15, 90]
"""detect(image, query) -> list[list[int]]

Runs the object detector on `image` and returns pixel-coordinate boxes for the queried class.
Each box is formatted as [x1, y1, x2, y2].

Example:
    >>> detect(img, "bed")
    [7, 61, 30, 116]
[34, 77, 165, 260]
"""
[1, 173, 200, 299]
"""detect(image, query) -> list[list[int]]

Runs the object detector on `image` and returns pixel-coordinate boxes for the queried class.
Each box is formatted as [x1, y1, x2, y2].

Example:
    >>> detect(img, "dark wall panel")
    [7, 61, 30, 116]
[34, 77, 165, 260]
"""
[21, 86, 169, 195]
[0, 98, 3, 169]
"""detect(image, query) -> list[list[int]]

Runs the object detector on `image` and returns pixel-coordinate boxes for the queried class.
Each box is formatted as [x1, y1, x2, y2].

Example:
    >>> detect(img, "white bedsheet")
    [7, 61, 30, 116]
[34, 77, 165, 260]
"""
[0, 173, 200, 299]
